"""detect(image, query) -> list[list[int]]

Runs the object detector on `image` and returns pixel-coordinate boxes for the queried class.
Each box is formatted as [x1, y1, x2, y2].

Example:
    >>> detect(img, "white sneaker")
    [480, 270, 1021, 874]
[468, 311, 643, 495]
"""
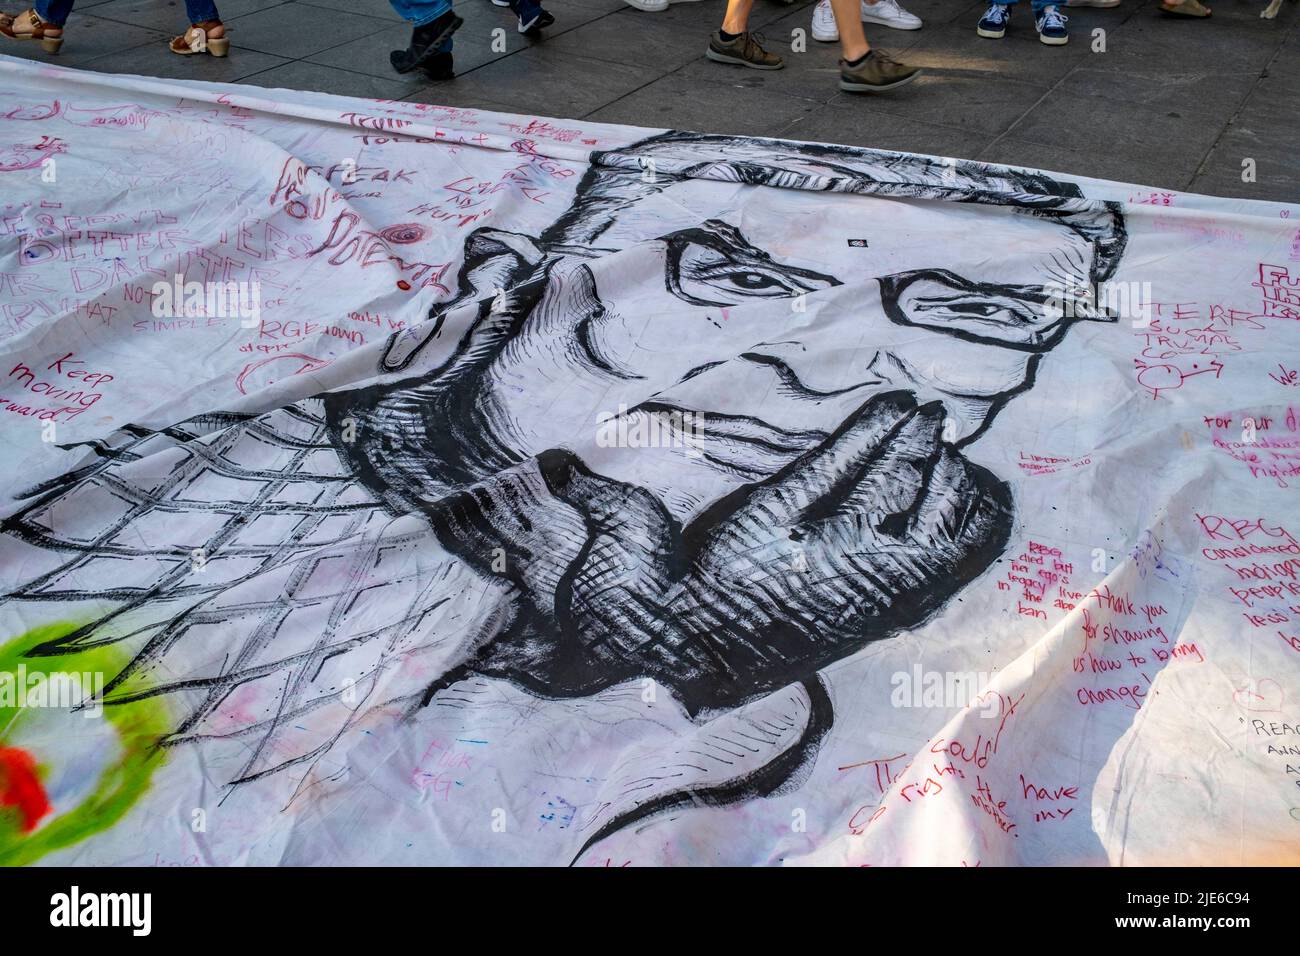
[623, 0, 669, 10]
[811, 0, 838, 40]
[811, 0, 922, 42]
[863, 0, 923, 29]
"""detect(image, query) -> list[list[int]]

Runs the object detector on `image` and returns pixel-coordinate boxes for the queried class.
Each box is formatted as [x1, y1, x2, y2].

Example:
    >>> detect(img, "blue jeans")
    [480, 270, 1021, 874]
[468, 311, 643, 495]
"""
[996, 0, 1059, 13]
[387, 0, 454, 26]
[388, 0, 455, 54]
[35, 0, 220, 25]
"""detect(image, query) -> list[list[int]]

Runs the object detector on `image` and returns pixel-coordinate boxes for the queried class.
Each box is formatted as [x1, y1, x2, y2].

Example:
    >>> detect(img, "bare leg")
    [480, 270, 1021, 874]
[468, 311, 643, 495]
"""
[720, 0, 755, 33]
[829, 0, 869, 60]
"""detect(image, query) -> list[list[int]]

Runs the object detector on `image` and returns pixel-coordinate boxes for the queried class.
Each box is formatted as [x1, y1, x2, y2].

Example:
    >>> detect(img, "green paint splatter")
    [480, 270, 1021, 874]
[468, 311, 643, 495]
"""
[0, 622, 169, 866]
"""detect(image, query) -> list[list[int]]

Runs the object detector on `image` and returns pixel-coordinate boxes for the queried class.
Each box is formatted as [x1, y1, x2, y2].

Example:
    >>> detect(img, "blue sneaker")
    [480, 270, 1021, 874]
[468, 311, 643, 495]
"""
[512, 0, 555, 33]
[1035, 5, 1068, 44]
[976, 3, 1010, 38]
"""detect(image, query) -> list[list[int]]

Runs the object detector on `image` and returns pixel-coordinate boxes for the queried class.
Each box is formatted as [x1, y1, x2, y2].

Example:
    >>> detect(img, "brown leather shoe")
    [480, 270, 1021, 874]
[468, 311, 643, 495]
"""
[706, 31, 784, 70]
[0, 8, 64, 53]
[169, 20, 229, 56]
[839, 48, 921, 93]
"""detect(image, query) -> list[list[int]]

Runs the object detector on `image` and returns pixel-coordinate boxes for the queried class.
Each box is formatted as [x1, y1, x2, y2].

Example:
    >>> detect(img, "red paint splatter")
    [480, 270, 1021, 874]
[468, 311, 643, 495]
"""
[0, 746, 51, 832]
[396, 280, 412, 291]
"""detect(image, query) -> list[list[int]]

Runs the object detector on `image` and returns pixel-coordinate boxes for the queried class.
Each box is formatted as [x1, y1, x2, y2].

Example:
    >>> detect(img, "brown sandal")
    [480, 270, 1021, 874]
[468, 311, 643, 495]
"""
[1159, 0, 1211, 15]
[0, 8, 65, 53]
[169, 20, 229, 56]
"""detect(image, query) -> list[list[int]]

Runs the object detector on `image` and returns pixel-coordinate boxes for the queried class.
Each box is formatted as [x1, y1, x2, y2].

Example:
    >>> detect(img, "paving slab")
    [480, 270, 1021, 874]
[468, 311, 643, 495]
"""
[1, 0, 1294, 203]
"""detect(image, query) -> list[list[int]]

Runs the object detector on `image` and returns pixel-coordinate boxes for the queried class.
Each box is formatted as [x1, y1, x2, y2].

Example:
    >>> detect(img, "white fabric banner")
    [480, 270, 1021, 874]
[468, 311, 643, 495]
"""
[1, 54, 1298, 866]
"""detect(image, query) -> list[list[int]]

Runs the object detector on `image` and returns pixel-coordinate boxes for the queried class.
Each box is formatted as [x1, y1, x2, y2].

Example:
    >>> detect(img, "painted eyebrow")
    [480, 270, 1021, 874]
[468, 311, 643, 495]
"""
[660, 224, 842, 297]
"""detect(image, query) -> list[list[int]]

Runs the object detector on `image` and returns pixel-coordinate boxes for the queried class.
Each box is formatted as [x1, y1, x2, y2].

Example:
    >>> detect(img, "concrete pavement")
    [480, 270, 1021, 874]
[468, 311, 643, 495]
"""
[2, 0, 1297, 201]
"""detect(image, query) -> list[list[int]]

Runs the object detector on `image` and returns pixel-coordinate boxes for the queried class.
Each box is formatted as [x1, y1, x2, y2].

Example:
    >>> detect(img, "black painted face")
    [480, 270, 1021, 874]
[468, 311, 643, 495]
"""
[480, 197, 1102, 475]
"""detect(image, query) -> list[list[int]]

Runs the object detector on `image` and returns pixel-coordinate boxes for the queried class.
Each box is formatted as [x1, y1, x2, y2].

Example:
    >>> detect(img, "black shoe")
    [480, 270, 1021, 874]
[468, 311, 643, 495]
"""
[838, 48, 921, 93]
[514, 0, 554, 34]
[420, 51, 454, 81]
[390, 12, 463, 74]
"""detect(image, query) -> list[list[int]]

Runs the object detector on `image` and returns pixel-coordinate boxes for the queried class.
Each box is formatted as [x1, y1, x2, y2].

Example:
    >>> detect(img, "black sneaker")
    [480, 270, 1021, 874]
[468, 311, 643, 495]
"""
[976, 3, 1011, 37]
[838, 49, 921, 92]
[513, 0, 554, 34]
[390, 12, 463, 74]
[420, 51, 454, 81]
[1035, 5, 1068, 44]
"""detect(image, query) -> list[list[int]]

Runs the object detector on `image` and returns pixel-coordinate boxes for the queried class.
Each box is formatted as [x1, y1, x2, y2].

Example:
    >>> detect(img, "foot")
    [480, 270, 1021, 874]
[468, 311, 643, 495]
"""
[1035, 5, 1068, 44]
[811, 1, 838, 41]
[169, 20, 225, 54]
[513, 0, 554, 34]
[1159, 0, 1211, 15]
[811, 0, 921, 42]
[861, 0, 923, 30]
[0, 7, 61, 40]
[623, 0, 670, 10]
[839, 48, 920, 92]
[390, 11, 463, 73]
[420, 50, 454, 81]
[706, 30, 784, 69]
[976, 3, 1010, 38]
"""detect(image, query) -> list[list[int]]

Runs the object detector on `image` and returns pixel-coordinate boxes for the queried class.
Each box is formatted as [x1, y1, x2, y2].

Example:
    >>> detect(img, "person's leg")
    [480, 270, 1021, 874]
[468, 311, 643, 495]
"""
[32, 0, 75, 33]
[860, 0, 922, 30]
[1, 0, 72, 44]
[810, 0, 837, 42]
[828, 0, 869, 60]
[720, 0, 755, 34]
[169, 0, 228, 54]
[35, 0, 75, 26]
[976, 0, 1015, 37]
[707, 0, 782, 69]
[835, 0, 920, 92]
[184, 0, 220, 23]
[389, 0, 462, 74]
[390, 0, 455, 25]
[1031, 0, 1068, 44]
[508, 0, 555, 35]
[183, 0, 223, 36]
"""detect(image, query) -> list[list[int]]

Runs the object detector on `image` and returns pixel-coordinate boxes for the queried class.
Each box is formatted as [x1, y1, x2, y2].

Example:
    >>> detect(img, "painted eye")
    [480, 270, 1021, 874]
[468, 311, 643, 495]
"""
[942, 301, 1005, 319]
[669, 239, 835, 306]
[726, 271, 786, 292]
[906, 291, 1046, 339]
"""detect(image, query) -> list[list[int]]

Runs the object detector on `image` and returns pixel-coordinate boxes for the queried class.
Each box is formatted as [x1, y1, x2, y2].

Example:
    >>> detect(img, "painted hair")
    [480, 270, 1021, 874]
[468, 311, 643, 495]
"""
[544, 131, 1127, 283]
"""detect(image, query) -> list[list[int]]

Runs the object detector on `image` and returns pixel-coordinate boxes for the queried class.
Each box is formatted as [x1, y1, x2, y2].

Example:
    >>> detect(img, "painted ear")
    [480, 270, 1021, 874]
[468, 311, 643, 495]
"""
[380, 228, 548, 372]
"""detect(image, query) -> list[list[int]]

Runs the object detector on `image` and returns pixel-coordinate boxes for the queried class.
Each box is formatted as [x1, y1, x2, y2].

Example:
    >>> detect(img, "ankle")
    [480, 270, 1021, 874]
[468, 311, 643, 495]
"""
[194, 20, 223, 37]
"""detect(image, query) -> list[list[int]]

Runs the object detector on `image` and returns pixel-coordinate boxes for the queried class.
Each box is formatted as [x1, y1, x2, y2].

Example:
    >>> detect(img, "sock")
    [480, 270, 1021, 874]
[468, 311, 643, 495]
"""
[845, 50, 871, 67]
[719, 29, 741, 41]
